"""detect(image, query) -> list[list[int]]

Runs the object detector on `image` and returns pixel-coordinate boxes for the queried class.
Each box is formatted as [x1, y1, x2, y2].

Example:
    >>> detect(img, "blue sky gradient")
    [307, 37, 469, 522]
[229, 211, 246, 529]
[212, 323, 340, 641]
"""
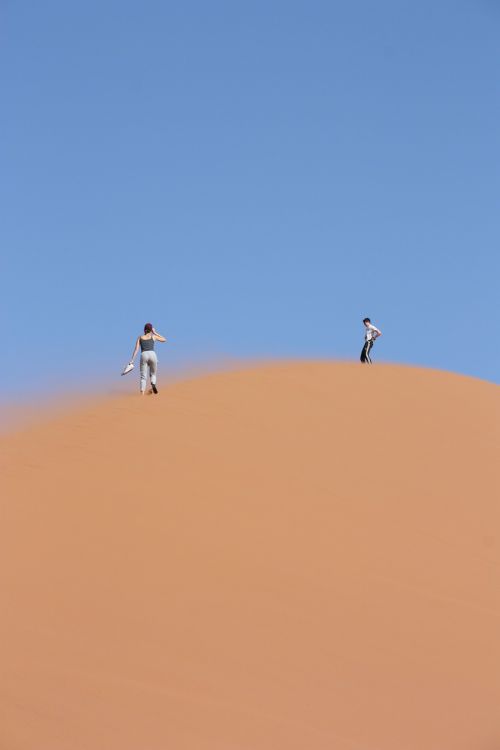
[2, 0, 498, 398]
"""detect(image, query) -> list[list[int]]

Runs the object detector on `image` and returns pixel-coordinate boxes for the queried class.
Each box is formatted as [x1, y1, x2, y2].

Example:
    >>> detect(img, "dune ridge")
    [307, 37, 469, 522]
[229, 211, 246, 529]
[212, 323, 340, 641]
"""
[1, 362, 499, 749]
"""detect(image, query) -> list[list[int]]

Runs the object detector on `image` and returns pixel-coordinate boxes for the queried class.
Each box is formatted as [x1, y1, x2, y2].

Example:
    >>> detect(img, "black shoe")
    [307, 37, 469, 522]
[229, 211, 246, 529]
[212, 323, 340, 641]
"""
[152, 383, 158, 394]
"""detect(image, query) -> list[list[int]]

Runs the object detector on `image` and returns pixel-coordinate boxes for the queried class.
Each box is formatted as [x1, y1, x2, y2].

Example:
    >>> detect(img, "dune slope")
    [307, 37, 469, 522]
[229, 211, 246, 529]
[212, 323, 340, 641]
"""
[1, 362, 499, 749]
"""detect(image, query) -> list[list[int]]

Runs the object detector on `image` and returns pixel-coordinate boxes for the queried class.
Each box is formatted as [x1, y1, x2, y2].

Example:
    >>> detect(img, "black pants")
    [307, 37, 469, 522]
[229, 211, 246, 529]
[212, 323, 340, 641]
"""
[360, 339, 374, 364]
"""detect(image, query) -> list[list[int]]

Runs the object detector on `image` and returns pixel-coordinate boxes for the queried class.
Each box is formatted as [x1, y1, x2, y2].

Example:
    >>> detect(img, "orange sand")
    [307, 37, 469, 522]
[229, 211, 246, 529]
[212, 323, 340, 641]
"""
[1, 362, 499, 749]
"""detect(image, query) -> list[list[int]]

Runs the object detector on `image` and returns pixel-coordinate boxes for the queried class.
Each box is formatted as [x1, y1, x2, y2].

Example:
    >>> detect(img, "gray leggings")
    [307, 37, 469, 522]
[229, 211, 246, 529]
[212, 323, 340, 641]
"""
[140, 351, 157, 392]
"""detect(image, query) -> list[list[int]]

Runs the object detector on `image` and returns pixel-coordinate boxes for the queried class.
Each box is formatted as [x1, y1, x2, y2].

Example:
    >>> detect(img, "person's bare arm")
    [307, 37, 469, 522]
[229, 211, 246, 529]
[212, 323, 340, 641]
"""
[152, 328, 166, 343]
[372, 326, 382, 339]
[130, 337, 141, 362]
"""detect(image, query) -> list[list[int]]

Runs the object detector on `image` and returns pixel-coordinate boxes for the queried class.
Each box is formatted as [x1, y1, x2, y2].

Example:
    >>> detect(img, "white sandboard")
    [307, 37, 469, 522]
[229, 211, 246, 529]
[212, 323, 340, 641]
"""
[121, 362, 134, 376]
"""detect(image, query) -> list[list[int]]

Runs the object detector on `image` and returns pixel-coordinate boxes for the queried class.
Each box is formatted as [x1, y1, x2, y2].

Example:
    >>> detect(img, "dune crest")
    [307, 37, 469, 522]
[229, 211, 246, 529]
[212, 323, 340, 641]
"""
[1, 362, 499, 749]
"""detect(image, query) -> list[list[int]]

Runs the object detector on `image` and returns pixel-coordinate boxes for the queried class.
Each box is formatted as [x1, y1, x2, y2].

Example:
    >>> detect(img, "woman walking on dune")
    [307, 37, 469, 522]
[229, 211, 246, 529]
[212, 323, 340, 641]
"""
[128, 323, 166, 394]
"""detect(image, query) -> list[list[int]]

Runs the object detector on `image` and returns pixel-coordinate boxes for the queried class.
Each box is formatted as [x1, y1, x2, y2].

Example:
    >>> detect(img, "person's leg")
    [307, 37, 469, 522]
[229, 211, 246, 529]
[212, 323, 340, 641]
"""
[148, 352, 158, 390]
[140, 352, 148, 393]
[366, 340, 373, 364]
[360, 342, 368, 363]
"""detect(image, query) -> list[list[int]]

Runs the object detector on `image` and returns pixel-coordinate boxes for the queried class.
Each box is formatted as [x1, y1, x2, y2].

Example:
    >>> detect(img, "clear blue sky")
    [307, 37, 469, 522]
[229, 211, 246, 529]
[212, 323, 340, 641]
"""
[1, 0, 498, 398]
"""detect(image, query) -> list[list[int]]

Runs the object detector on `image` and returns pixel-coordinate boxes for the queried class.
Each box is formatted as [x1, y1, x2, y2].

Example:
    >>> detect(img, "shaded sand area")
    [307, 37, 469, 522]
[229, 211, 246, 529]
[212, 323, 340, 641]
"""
[1, 363, 499, 749]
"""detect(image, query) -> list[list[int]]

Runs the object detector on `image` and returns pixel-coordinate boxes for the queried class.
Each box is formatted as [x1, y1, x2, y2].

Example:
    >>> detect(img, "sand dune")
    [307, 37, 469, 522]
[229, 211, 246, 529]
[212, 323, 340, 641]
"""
[1, 362, 499, 749]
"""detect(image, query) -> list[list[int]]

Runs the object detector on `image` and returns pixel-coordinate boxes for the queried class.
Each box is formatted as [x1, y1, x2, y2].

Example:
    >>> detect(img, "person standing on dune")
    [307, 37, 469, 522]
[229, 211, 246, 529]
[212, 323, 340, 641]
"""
[360, 317, 382, 364]
[128, 323, 167, 394]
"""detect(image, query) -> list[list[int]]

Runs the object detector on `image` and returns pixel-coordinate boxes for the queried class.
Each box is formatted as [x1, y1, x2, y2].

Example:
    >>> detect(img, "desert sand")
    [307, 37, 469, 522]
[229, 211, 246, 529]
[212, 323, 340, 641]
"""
[1, 362, 499, 749]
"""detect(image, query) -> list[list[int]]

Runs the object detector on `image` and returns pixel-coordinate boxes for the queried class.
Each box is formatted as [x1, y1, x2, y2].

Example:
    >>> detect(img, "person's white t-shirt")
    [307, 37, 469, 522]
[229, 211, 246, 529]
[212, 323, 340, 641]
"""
[365, 323, 381, 342]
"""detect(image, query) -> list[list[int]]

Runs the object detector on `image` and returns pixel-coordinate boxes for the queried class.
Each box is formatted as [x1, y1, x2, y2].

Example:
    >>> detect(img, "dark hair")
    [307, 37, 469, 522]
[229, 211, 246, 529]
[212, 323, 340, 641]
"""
[144, 322, 153, 333]
[363, 317, 371, 324]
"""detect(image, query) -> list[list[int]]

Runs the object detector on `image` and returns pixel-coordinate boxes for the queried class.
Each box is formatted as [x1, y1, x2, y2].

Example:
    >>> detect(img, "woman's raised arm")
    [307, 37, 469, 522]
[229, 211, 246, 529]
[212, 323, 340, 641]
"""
[152, 328, 166, 343]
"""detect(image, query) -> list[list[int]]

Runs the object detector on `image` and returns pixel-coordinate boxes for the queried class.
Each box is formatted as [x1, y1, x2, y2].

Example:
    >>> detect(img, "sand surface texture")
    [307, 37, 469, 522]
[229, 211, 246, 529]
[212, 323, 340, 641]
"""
[1, 363, 499, 749]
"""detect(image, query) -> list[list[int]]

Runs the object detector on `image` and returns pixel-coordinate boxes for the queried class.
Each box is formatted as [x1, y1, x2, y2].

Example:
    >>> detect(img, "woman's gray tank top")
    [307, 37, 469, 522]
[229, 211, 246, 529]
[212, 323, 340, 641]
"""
[140, 336, 155, 352]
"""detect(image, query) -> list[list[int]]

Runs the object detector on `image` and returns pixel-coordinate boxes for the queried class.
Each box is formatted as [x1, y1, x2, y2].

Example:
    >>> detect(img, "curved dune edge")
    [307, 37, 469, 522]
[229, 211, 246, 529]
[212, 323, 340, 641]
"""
[1, 362, 499, 749]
